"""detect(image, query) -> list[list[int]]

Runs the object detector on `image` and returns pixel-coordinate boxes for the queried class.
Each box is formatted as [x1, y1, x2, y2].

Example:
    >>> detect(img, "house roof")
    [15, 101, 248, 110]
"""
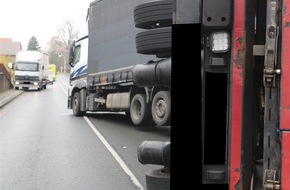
[0, 38, 22, 55]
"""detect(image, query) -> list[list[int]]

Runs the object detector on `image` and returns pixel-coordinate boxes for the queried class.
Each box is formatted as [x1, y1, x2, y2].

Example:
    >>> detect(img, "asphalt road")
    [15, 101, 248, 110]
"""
[0, 73, 170, 190]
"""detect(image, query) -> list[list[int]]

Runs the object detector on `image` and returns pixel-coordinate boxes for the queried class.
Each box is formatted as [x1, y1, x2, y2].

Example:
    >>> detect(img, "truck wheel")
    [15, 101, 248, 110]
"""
[136, 27, 171, 58]
[130, 94, 152, 126]
[72, 92, 85, 116]
[146, 167, 170, 190]
[151, 91, 171, 126]
[134, 0, 173, 29]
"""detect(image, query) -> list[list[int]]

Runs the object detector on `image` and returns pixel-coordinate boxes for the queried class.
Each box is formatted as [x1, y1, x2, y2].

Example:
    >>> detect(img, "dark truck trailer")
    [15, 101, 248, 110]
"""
[87, 0, 158, 73]
[67, 0, 172, 126]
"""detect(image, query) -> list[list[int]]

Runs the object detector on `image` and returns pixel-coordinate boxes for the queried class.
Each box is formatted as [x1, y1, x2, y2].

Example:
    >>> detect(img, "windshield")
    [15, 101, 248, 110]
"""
[73, 45, 81, 65]
[15, 62, 39, 72]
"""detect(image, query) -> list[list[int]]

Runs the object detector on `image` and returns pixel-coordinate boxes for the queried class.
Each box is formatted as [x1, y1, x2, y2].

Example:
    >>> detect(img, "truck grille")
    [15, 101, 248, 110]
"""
[15, 75, 39, 81]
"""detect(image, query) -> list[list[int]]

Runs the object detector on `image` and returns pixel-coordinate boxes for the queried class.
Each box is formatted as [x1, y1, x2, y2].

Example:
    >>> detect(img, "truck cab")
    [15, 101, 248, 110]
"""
[48, 64, 57, 83]
[68, 35, 88, 86]
[13, 50, 49, 91]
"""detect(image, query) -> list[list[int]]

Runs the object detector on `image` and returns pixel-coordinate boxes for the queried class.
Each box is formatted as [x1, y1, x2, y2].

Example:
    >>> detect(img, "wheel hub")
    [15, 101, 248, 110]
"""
[155, 100, 166, 118]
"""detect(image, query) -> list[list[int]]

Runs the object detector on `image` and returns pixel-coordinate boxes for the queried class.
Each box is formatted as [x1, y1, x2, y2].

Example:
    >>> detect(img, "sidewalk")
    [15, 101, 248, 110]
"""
[0, 88, 24, 108]
[0, 72, 68, 109]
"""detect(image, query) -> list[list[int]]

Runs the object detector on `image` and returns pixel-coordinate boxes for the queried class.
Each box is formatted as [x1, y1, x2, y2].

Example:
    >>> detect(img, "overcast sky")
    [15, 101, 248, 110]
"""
[0, 0, 93, 50]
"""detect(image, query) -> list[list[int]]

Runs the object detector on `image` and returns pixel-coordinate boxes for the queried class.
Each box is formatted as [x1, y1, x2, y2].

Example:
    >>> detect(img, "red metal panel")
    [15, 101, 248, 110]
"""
[281, 132, 290, 189]
[281, 0, 290, 130]
[280, 0, 290, 188]
[229, 0, 245, 189]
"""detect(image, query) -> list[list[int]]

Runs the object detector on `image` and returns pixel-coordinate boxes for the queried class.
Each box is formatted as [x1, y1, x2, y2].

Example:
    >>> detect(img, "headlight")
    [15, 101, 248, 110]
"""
[15, 81, 20, 85]
[33, 82, 39, 86]
[210, 32, 230, 53]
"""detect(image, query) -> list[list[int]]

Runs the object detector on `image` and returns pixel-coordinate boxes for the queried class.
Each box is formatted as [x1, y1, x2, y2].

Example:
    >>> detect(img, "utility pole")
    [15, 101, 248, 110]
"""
[58, 52, 66, 73]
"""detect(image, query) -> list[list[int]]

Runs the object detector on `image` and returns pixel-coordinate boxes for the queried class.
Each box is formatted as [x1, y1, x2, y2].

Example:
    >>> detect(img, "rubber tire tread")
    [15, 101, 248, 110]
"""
[146, 168, 170, 190]
[136, 27, 171, 58]
[134, 0, 173, 29]
[151, 91, 171, 126]
[72, 92, 86, 116]
[130, 94, 152, 126]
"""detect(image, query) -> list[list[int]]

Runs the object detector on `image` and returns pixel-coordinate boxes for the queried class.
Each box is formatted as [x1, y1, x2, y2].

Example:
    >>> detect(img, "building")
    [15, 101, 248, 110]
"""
[0, 38, 22, 92]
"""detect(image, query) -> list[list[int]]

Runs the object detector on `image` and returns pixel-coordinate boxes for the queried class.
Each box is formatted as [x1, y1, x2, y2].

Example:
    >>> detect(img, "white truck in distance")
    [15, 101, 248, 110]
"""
[13, 50, 49, 91]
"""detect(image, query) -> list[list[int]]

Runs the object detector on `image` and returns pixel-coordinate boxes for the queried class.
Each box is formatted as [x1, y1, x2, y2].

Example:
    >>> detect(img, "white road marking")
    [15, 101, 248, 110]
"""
[84, 116, 144, 190]
[57, 75, 144, 190]
[57, 77, 68, 95]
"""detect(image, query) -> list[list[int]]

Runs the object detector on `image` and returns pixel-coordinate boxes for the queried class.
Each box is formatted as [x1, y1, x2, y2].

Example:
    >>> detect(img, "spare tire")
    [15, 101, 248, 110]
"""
[136, 27, 171, 58]
[134, 0, 173, 29]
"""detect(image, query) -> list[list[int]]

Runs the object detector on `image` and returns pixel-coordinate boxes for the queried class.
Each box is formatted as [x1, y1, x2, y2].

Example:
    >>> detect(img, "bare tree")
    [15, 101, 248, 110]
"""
[47, 20, 80, 73]
[57, 20, 80, 50]
[46, 36, 63, 70]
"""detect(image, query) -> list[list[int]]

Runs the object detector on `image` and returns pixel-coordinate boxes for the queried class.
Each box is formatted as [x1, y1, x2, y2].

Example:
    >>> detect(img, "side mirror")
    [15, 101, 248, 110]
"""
[8, 62, 14, 69]
[68, 46, 74, 67]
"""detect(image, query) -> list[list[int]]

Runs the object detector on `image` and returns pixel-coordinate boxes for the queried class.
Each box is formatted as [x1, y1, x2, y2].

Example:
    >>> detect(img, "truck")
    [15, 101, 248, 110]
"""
[67, 0, 172, 127]
[12, 50, 49, 91]
[136, 0, 290, 190]
[48, 63, 57, 83]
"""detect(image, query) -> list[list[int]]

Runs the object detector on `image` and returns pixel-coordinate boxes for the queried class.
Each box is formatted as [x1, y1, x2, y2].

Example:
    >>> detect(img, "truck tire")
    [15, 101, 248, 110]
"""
[72, 92, 86, 116]
[151, 91, 171, 126]
[146, 167, 170, 190]
[134, 0, 173, 29]
[136, 27, 171, 58]
[130, 94, 152, 126]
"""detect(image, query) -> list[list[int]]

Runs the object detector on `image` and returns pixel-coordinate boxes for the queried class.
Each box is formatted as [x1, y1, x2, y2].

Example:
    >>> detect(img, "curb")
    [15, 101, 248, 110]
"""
[0, 90, 24, 108]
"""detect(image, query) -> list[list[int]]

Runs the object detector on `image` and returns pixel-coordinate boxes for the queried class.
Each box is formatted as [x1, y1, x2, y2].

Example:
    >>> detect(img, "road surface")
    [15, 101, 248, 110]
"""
[0, 73, 170, 190]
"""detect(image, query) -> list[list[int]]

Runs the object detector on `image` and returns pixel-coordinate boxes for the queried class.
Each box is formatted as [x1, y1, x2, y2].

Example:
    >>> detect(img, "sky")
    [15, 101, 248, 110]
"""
[0, 0, 93, 50]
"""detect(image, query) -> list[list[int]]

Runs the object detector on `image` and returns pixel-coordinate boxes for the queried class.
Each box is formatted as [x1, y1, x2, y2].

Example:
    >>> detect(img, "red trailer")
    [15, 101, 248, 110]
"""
[137, 0, 290, 189]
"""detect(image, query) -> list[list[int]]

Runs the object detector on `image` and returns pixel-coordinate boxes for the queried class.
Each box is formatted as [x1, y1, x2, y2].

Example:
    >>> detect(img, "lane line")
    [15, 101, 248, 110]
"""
[56, 76, 68, 95]
[84, 116, 144, 190]
[57, 74, 144, 190]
